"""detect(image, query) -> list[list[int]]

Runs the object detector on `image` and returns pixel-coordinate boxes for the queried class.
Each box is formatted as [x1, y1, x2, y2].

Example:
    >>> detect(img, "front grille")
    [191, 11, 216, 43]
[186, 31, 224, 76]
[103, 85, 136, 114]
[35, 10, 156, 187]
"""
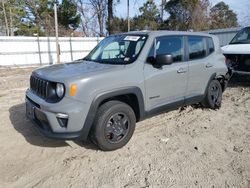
[30, 75, 48, 99]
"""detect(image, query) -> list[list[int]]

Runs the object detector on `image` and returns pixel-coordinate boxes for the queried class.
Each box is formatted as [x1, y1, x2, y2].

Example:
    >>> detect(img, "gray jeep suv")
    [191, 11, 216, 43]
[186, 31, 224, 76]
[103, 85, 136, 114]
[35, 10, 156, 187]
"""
[26, 31, 230, 151]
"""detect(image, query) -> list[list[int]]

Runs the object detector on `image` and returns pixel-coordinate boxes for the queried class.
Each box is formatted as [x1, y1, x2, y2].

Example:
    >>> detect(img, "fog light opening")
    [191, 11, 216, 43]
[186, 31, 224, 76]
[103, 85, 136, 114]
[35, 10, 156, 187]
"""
[56, 113, 68, 128]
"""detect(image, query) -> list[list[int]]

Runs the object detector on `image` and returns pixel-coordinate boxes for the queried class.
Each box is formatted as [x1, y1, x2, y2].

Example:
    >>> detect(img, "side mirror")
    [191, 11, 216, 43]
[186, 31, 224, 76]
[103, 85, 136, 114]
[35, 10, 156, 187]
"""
[156, 54, 173, 65]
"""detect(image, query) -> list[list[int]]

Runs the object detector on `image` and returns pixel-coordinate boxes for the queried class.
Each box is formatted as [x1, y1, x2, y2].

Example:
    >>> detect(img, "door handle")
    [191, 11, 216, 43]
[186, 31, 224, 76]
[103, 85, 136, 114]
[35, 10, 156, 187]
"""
[177, 68, 187, 73]
[206, 63, 213, 68]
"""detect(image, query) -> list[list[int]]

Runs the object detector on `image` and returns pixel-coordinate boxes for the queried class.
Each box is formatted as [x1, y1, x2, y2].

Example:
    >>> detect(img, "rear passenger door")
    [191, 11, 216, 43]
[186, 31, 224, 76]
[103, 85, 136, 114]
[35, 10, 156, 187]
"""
[186, 36, 215, 98]
[144, 36, 188, 111]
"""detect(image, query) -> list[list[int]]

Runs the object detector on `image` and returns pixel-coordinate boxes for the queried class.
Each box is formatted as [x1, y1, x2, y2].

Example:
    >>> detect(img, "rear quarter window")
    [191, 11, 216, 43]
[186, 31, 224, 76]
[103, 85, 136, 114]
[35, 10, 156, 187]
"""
[207, 37, 215, 54]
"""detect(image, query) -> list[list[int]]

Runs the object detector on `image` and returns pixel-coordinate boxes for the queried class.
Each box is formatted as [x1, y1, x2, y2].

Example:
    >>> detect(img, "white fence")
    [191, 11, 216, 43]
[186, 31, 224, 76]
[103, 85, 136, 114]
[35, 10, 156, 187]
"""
[0, 28, 241, 67]
[0, 36, 103, 67]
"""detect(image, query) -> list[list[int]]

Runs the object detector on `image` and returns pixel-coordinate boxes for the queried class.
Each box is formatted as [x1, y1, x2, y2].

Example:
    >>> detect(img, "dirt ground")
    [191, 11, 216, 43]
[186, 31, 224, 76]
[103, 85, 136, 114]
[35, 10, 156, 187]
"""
[0, 67, 250, 188]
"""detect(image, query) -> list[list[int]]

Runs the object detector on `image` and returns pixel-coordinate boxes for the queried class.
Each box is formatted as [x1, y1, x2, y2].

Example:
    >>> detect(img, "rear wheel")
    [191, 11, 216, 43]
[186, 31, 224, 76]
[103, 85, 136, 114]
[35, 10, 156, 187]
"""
[202, 80, 222, 109]
[91, 101, 136, 151]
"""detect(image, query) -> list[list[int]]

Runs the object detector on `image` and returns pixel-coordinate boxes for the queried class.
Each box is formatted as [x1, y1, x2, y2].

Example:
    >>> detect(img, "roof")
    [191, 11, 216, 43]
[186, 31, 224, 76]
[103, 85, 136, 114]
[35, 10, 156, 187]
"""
[204, 27, 242, 34]
[113, 30, 214, 37]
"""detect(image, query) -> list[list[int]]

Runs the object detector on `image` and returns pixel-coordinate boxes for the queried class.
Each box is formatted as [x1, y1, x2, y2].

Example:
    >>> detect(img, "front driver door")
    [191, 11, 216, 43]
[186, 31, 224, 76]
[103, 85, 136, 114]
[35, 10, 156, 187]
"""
[144, 35, 188, 111]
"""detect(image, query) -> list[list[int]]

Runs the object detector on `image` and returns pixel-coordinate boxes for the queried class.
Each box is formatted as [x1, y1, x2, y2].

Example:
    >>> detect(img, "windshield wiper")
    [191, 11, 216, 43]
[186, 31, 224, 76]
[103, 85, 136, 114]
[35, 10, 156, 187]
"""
[82, 58, 101, 63]
[82, 57, 90, 61]
[230, 41, 246, 44]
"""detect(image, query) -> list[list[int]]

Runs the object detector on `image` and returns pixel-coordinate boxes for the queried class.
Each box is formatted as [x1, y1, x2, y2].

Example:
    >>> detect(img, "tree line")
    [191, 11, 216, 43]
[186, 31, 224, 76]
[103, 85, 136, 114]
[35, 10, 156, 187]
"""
[0, 0, 238, 37]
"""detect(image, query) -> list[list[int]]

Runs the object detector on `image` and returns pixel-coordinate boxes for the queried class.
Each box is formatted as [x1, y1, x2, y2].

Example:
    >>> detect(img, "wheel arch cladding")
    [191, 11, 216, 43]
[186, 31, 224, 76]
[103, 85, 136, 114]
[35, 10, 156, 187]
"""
[80, 87, 145, 140]
[215, 74, 228, 92]
[205, 73, 227, 94]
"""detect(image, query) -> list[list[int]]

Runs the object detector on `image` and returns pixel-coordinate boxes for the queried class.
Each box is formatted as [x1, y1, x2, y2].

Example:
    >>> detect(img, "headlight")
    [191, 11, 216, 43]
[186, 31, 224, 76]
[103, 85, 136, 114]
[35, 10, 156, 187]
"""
[56, 83, 64, 98]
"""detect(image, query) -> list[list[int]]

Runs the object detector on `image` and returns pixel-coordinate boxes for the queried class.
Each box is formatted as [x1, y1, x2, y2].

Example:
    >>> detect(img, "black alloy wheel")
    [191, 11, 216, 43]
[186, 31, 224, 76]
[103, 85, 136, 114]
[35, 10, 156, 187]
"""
[202, 79, 222, 109]
[105, 112, 130, 143]
[91, 100, 136, 151]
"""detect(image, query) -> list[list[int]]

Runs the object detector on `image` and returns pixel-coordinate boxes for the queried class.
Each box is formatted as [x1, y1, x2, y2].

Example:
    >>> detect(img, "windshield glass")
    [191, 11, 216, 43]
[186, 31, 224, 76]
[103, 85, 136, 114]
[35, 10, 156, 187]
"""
[230, 27, 250, 44]
[84, 34, 147, 64]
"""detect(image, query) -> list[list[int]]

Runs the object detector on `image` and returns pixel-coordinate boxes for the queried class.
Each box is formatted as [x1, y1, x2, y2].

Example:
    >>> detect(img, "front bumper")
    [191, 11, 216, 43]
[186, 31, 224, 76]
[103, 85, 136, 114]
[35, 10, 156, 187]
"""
[25, 89, 90, 140]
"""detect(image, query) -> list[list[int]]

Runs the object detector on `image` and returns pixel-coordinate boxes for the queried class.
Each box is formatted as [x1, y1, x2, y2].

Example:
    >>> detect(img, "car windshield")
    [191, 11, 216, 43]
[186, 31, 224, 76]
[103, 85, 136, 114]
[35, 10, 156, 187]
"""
[230, 27, 250, 44]
[84, 34, 147, 64]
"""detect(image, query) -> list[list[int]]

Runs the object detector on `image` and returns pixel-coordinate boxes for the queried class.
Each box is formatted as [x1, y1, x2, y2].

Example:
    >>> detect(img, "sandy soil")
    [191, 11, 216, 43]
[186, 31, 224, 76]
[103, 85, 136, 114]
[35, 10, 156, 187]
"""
[0, 68, 250, 188]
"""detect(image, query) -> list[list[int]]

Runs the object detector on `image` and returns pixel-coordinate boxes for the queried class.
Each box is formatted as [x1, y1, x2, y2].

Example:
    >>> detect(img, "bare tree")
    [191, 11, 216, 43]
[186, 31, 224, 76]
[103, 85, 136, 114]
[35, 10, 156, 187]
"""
[242, 14, 250, 27]
[107, 0, 113, 35]
[9, 7, 13, 35]
[74, 0, 107, 36]
[74, 0, 96, 36]
[76, 0, 89, 36]
[89, 0, 107, 36]
[190, 0, 210, 31]
[1, 0, 10, 36]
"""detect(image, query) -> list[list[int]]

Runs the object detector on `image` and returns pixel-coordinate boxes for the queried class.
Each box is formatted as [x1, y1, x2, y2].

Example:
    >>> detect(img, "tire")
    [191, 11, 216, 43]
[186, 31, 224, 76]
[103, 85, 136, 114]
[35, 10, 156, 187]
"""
[91, 100, 136, 151]
[202, 79, 222, 109]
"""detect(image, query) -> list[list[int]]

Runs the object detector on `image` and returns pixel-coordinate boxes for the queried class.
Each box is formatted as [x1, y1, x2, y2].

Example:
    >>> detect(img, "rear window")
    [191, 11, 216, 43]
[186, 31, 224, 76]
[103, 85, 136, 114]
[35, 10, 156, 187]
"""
[188, 36, 206, 60]
[207, 37, 215, 54]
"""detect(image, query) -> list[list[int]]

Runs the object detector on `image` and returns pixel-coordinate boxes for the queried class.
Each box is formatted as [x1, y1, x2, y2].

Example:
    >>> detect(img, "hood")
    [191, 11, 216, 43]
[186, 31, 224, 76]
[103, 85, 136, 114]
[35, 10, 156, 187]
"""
[222, 44, 250, 55]
[33, 60, 124, 81]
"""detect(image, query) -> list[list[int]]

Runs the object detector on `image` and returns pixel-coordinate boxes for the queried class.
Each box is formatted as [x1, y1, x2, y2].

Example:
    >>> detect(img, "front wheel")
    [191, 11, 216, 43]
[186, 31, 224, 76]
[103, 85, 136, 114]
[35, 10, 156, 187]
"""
[91, 101, 136, 151]
[202, 80, 222, 109]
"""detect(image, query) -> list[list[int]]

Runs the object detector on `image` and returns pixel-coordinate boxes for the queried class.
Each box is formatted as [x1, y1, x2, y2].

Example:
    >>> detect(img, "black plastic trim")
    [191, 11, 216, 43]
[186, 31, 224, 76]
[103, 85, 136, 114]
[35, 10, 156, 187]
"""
[26, 96, 41, 108]
[184, 95, 204, 106]
[79, 79, 217, 141]
[144, 100, 184, 119]
[142, 73, 219, 120]
[143, 95, 205, 120]
[26, 99, 81, 140]
[32, 119, 82, 139]
[205, 73, 217, 93]
[29, 73, 224, 141]
[80, 87, 145, 140]
[31, 73, 65, 103]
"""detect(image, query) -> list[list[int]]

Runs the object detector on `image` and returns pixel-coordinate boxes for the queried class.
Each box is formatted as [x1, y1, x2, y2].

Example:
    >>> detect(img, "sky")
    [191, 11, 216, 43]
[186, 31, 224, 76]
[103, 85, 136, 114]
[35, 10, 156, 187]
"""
[115, 0, 250, 27]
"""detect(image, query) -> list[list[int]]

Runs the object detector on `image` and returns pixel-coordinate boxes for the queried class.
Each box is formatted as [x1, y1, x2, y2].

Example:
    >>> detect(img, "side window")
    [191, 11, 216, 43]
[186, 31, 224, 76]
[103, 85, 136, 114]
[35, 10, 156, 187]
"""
[155, 36, 183, 62]
[188, 36, 206, 60]
[207, 37, 215, 54]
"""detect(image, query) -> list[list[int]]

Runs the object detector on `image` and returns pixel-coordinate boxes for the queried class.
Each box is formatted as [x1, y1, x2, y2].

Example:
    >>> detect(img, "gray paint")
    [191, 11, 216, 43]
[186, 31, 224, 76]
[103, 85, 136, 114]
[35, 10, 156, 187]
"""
[26, 31, 228, 136]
